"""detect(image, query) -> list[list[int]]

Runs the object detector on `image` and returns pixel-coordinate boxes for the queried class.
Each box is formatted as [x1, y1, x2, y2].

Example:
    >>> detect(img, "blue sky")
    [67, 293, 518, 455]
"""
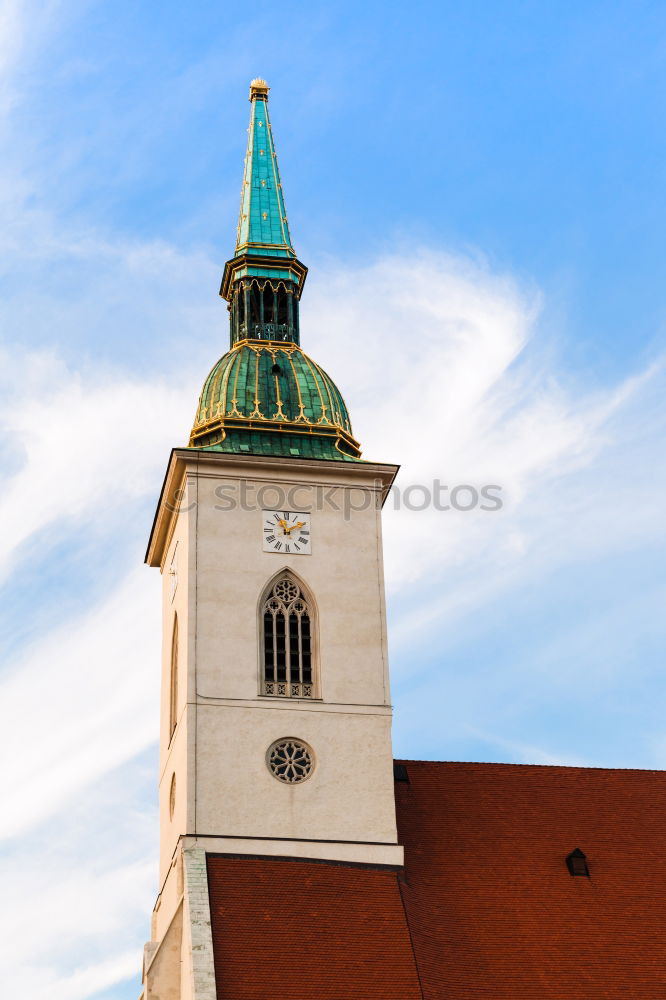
[1, 1, 665, 997]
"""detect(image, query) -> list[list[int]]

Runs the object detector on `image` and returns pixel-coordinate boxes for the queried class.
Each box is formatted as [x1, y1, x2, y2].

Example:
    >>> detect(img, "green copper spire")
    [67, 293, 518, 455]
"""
[193, 80, 360, 461]
[220, 79, 307, 347]
[235, 78, 294, 258]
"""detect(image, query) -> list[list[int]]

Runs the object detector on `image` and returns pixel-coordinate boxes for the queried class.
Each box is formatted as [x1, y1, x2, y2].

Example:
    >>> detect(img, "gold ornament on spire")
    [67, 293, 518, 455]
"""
[249, 78, 270, 101]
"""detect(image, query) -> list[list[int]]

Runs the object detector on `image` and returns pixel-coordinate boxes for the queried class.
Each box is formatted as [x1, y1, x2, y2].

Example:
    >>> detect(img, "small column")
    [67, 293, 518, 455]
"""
[229, 289, 237, 345]
[292, 293, 300, 345]
[287, 289, 294, 342]
[243, 282, 251, 340]
[258, 282, 265, 338]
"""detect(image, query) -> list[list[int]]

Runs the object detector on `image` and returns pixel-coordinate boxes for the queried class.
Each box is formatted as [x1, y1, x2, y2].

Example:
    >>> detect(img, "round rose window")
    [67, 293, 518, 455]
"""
[267, 738, 314, 784]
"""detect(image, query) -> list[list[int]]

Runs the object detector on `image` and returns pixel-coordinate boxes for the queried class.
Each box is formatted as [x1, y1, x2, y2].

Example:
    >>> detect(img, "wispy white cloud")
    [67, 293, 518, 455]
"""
[0, 753, 156, 999]
[0, 0, 23, 102]
[464, 727, 591, 768]
[0, 0, 69, 120]
[34, 952, 141, 1000]
[0, 567, 160, 840]
[0, 348, 194, 579]
[305, 252, 666, 647]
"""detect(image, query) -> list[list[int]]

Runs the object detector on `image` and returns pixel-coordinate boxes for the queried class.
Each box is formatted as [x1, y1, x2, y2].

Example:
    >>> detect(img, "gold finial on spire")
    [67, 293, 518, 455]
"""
[249, 78, 270, 101]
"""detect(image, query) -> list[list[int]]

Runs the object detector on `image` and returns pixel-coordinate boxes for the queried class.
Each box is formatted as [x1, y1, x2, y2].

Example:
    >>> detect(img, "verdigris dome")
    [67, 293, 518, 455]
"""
[189, 342, 361, 461]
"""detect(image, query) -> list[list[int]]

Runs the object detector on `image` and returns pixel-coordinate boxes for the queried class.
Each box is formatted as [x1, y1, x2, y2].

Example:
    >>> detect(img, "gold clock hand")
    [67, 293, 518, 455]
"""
[283, 520, 305, 536]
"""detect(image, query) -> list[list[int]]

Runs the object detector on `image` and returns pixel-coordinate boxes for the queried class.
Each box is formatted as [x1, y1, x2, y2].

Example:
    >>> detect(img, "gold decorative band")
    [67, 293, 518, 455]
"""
[189, 413, 361, 458]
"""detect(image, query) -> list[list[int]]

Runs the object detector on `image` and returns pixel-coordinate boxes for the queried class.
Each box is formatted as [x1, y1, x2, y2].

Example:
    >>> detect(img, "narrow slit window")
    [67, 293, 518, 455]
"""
[169, 615, 179, 739]
[262, 577, 314, 698]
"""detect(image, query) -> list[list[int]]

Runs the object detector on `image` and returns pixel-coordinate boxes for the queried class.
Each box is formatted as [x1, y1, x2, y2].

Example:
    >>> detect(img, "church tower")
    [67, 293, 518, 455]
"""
[142, 79, 400, 1000]
[138, 76, 666, 1000]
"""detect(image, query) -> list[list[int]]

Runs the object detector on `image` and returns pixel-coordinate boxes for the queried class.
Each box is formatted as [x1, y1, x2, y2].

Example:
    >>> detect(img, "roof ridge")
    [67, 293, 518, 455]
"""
[394, 757, 666, 774]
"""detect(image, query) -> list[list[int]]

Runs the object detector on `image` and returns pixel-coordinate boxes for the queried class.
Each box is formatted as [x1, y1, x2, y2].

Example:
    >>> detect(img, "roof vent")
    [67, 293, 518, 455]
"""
[566, 848, 590, 877]
[393, 763, 409, 783]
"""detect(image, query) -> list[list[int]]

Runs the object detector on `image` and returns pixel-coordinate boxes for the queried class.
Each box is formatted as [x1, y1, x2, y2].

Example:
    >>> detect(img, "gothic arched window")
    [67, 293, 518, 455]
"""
[262, 575, 314, 698]
[169, 615, 179, 739]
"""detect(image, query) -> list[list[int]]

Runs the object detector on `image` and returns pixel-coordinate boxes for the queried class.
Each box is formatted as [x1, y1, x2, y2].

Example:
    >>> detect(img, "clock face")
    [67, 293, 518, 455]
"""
[262, 510, 312, 555]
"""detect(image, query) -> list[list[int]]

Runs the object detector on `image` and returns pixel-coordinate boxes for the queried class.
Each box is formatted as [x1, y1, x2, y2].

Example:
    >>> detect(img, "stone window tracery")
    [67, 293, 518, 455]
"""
[262, 576, 314, 697]
[267, 738, 314, 783]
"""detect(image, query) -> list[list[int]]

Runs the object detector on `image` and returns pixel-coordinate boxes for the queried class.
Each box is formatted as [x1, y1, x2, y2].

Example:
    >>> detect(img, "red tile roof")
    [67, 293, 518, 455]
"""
[207, 854, 422, 999]
[207, 761, 666, 999]
[397, 760, 666, 998]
